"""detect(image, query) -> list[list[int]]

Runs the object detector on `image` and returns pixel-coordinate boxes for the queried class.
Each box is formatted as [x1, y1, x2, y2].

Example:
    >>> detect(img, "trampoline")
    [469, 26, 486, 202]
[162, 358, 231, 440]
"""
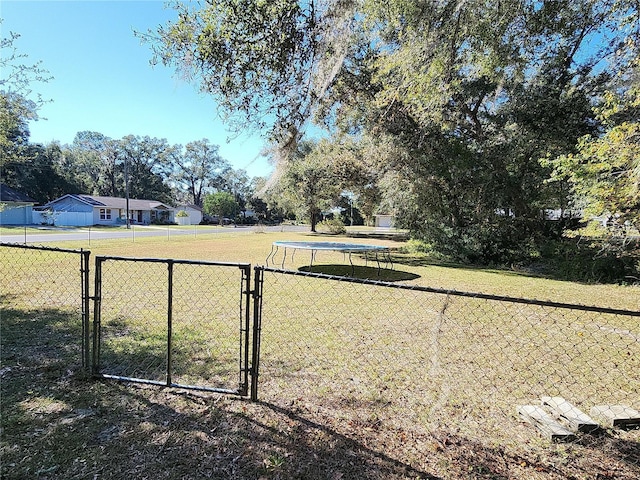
[265, 240, 393, 275]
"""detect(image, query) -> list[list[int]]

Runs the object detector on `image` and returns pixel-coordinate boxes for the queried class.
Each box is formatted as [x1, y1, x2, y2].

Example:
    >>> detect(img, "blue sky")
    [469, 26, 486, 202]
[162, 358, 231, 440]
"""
[1, 0, 273, 178]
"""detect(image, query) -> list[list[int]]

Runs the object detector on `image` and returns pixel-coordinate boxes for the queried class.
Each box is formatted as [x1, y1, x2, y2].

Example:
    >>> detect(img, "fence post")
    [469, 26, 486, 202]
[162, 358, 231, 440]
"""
[167, 260, 174, 386]
[92, 257, 103, 375]
[251, 266, 264, 401]
[80, 249, 91, 371]
[237, 265, 251, 396]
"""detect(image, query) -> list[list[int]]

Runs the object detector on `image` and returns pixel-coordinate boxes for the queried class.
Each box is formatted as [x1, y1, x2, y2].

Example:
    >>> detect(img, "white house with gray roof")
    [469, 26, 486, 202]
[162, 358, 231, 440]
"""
[34, 194, 175, 226]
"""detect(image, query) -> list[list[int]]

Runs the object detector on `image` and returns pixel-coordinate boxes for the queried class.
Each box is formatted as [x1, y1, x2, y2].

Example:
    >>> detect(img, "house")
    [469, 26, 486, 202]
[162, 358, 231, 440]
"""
[0, 184, 37, 226]
[543, 208, 582, 221]
[33, 194, 175, 227]
[174, 204, 203, 225]
[374, 214, 395, 228]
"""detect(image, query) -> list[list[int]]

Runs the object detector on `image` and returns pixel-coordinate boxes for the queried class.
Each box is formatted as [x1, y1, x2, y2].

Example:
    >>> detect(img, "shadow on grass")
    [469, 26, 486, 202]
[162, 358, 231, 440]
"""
[245, 401, 440, 479]
[96, 317, 240, 388]
[298, 264, 420, 282]
[2, 326, 440, 480]
[240, 402, 640, 479]
[97, 333, 239, 389]
[387, 242, 640, 285]
[388, 251, 537, 277]
[0, 305, 83, 379]
[2, 305, 639, 479]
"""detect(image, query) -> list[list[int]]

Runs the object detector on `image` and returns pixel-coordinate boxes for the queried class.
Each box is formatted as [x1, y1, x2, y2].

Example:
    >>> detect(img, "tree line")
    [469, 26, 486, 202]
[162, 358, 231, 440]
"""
[2, 125, 267, 219]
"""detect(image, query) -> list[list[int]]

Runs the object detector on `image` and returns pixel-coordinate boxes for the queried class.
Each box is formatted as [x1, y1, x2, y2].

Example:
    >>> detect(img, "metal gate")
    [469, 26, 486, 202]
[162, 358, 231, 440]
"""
[92, 256, 252, 395]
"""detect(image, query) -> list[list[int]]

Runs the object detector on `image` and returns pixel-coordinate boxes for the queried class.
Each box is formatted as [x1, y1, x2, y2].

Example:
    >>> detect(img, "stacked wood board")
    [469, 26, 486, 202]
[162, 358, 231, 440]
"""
[517, 397, 639, 442]
[590, 405, 640, 429]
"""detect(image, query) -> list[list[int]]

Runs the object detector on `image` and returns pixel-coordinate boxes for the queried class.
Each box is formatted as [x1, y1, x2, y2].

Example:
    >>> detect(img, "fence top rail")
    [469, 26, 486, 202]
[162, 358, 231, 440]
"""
[1, 242, 90, 255]
[95, 254, 251, 269]
[258, 266, 640, 318]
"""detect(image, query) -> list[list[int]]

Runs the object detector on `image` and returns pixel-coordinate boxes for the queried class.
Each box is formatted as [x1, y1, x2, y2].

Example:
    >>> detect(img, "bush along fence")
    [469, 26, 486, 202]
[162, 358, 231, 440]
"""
[2, 243, 639, 467]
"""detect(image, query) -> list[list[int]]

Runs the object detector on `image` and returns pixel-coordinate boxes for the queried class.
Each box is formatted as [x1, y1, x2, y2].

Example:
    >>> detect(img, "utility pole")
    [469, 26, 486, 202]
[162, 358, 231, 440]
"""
[345, 190, 355, 227]
[350, 196, 353, 226]
[125, 154, 130, 229]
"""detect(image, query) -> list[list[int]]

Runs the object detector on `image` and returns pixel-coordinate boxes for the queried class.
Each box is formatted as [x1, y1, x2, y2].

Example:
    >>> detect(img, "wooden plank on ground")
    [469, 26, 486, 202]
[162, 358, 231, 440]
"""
[541, 396, 600, 433]
[517, 405, 576, 442]
[590, 405, 640, 429]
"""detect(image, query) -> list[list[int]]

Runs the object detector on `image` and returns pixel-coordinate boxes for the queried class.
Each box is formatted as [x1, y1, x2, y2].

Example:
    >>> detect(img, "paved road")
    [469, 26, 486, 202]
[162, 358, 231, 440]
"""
[0, 224, 309, 245]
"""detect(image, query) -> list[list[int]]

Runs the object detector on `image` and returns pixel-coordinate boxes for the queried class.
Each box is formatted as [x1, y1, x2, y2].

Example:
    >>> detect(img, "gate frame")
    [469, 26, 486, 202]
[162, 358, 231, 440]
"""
[92, 255, 252, 396]
[250, 266, 264, 401]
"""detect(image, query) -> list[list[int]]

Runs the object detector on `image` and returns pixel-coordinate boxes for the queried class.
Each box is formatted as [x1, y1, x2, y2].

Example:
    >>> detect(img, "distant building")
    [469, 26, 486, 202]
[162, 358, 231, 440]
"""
[374, 214, 395, 228]
[33, 194, 175, 226]
[542, 209, 583, 221]
[0, 184, 36, 226]
[175, 204, 203, 225]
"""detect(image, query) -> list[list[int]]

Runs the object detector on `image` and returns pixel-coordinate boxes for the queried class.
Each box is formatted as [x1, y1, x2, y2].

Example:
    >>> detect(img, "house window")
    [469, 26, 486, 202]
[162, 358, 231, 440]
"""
[100, 208, 112, 220]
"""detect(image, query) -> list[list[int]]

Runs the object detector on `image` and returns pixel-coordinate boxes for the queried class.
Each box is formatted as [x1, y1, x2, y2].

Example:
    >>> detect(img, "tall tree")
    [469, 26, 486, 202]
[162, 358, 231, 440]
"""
[141, 0, 357, 149]
[118, 135, 174, 203]
[283, 143, 329, 232]
[277, 139, 362, 231]
[0, 92, 32, 184]
[70, 131, 119, 196]
[68, 132, 175, 201]
[550, 59, 640, 231]
[224, 168, 255, 214]
[0, 30, 52, 111]
[148, 1, 639, 262]
[330, 0, 639, 261]
[203, 191, 239, 221]
[172, 139, 228, 206]
[1, 29, 52, 193]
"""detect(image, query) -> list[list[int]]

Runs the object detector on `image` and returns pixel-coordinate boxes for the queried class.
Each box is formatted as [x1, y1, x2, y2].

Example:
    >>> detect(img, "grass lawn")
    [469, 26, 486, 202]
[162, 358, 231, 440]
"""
[1, 230, 639, 479]
[0, 225, 73, 235]
[34, 227, 639, 310]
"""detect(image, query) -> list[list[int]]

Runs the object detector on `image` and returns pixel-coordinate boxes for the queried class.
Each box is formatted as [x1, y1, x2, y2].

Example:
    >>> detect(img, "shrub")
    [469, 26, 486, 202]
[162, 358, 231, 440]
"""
[316, 218, 346, 235]
[537, 236, 640, 284]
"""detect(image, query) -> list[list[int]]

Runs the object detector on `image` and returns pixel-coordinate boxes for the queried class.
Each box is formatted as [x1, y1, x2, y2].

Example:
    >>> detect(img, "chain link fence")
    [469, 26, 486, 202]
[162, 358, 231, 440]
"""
[92, 256, 251, 394]
[0, 243, 90, 371]
[254, 267, 640, 476]
[3, 242, 639, 477]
